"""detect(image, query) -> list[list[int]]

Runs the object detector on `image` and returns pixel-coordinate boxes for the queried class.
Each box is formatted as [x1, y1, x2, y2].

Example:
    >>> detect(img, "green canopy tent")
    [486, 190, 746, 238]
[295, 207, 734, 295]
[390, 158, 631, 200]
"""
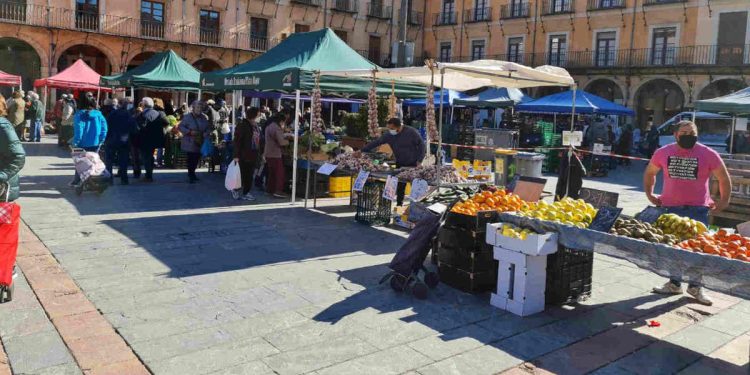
[100, 50, 201, 91]
[695, 87, 750, 153]
[201, 28, 426, 204]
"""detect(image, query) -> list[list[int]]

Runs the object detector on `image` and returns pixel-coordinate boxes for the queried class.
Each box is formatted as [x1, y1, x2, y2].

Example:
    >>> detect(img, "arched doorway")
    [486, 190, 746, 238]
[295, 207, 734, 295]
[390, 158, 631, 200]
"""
[698, 79, 747, 100]
[635, 79, 685, 129]
[127, 51, 156, 71]
[57, 44, 112, 76]
[0, 37, 41, 96]
[585, 79, 625, 104]
[192, 58, 221, 72]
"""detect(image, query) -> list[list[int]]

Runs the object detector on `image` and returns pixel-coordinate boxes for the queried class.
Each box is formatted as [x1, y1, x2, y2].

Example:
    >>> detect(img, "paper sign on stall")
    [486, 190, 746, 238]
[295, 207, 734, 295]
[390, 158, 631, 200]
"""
[383, 175, 399, 201]
[737, 221, 750, 237]
[352, 170, 370, 192]
[511, 176, 546, 202]
[408, 179, 429, 201]
[317, 163, 337, 175]
[562, 131, 583, 147]
[592, 143, 605, 155]
[736, 118, 748, 132]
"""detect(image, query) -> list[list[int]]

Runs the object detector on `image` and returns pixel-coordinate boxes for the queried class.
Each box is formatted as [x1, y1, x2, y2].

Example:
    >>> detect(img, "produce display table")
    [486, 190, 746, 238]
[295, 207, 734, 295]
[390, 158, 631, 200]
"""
[497, 213, 750, 299]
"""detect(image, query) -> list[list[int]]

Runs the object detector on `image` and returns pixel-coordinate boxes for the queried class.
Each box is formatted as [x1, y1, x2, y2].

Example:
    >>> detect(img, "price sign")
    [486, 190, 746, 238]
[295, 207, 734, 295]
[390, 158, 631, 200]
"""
[352, 170, 370, 192]
[383, 175, 399, 201]
[635, 206, 665, 224]
[579, 187, 619, 208]
[735, 118, 748, 132]
[562, 131, 583, 147]
[512, 176, 547, 202]
[316, 163, 337, 175]
[589, 206, 623, 233]
[408, 179, 429, 201]
[592, 143, 605, 155]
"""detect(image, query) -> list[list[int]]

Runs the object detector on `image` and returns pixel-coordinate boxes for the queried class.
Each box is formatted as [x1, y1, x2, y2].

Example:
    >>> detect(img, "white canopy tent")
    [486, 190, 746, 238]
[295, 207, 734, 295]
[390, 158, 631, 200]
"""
[321, 60, 576, 188]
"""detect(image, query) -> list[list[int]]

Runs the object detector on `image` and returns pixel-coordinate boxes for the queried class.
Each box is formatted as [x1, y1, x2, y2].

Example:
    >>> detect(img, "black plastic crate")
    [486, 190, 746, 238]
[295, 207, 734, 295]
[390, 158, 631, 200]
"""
[437, 226, 486, 249]
[545, 246, 593, 305]
[438, 244, 496, 273]
[355, 179, 392, 225]
[444, 210, 499, 232]
[438, 262, 497, 293]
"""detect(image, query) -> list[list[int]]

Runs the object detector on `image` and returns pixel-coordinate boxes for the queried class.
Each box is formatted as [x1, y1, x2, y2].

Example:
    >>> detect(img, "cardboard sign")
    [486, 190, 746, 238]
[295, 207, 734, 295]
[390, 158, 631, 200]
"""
[317, 163, 337, 175]
[635, 206, 664, 224]
[408, 179, 429, 201]
[589, 206, 623, 233]
[383, 175, 399, 201]
[737, 221, 750, 237]
[352, 170, 370, 192]
[736, 118, 748, 132]
[511, 176, 547, 202]
[592, 143, 605, 156]
[562, 131, 583, 147]
[579, 187, 619, 208]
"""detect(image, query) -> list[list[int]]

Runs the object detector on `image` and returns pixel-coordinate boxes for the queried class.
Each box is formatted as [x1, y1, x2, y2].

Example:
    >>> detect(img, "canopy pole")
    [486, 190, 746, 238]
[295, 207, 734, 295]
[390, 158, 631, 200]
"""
[291, 89, 301, 205]
[450, 106, 454, 126]
[731, 116, 736, 154]
[232, 90, 237, 137]
[437, 69, 445, 189]
[565, 84, 577, 199]
[130, 87, 134, 101]
[330, 103, 334, 126]
[692, 110, 696, 122]
[96, 88, 100, 105]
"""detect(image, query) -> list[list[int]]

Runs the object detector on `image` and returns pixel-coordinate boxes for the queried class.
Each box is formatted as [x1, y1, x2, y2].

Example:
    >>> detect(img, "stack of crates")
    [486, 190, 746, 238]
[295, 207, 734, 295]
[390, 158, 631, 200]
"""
[536, 122, 561, 174]
[456, 123, 475, 161]
[437, 211, 499, 293]
[355, 179, 392, 225]
[165, 137, 188, 169]
[328, 175, 353, 198]
[545, 245, 593, 305]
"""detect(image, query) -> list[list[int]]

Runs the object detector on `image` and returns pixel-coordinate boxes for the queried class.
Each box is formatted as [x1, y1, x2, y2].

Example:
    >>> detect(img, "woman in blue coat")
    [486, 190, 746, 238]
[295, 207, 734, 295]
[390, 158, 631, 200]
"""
[71, 97, 107, 185]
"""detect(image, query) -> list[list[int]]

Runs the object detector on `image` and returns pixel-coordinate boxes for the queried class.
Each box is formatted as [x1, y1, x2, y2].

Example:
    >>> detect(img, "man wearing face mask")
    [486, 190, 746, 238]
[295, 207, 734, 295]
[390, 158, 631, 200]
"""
[643, 120, 731, 305]
[362, 118, 426, 206]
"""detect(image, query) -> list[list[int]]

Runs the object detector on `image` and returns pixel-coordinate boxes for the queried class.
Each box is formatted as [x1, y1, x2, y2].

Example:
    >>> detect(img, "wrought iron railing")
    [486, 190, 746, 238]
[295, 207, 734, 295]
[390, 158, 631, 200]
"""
[331, 0, 358, 13]
[367, 2, 391, 19]
[433, 12, 457, 26]
[587, 0, 626, 11]
[542, 0, 574, 16]
[643, 0, 687, 5]
[400, 10, 423, 26]
[500, 2, 530, 19]
[0, 3, 269, 52]
[290, 0, 323, 6]
[464, 7, 492, 23]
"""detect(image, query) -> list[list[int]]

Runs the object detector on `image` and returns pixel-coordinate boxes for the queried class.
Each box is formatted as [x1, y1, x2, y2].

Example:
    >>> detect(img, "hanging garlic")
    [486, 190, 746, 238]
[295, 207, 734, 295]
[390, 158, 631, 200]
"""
[388, 81, 397, 119]
[426, 85, 438, 142]
[311, 72, 324, 135]
[367, 71, 380, 139]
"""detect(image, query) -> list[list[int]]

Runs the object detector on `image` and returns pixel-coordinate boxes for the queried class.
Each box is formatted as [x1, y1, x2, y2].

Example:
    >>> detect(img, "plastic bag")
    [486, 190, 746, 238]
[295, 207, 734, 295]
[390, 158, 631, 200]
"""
[225, 160, 242, 191]
[201, 138, 214, 157]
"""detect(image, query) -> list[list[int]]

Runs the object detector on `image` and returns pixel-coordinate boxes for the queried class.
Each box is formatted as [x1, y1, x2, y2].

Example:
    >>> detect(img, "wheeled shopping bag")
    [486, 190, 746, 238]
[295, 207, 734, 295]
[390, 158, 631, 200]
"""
[0, 188, 20, 303]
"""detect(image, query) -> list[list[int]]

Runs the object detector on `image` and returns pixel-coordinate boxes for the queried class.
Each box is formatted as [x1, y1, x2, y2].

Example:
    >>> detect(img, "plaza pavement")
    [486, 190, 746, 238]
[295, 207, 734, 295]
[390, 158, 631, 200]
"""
[0, 137, 747, 374]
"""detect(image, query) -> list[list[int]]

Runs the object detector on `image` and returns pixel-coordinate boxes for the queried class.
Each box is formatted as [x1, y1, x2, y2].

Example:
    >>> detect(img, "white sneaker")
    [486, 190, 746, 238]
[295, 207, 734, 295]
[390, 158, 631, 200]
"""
[686, 286, 714, 306]
[653, 281, 683, 295]
[241, 193, 256, 201]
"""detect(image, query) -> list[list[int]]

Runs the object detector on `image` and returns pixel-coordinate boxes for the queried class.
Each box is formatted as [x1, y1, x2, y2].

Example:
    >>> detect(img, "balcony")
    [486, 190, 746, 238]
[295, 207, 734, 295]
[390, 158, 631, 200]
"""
[643, 0, 687, 5]
[290, 0, 323, 7]
[542, 0, 574, 16]
[464, 7, 492, 23]
[433, 12, 457, 26]
[367, 2, 391, 19]
[401, 10, 423, 26]
[331, 0, 358, 13]
[0, 3, 271, 52]
[500, 2, 530, 19]
[587, 0, 626, 11]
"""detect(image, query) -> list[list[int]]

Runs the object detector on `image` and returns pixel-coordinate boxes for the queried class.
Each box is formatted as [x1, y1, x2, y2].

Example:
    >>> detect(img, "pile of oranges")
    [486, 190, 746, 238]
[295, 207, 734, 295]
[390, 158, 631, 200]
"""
[450, 189, 524, 216]
[677, 230, 750, 262]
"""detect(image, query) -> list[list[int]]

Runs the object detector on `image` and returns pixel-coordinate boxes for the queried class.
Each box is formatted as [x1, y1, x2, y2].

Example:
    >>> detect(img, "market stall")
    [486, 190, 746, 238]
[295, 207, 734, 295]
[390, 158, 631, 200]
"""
[34, 59, 112, 109]
[0, 69, 22, 90]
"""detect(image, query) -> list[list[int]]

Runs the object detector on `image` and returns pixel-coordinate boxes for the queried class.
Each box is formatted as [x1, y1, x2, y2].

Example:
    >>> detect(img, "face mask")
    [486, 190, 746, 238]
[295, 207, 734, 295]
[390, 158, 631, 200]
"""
[389, 129, 398, 136]
[677, 134, 698, 149]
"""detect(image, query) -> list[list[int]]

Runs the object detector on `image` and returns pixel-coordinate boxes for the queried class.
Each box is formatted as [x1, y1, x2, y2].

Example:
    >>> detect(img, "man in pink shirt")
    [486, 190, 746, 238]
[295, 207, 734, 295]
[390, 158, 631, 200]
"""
[643, 120, 731, 305]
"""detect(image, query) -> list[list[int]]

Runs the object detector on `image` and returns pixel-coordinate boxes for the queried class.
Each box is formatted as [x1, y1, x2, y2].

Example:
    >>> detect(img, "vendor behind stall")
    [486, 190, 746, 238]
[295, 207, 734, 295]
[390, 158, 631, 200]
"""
[643, 120, 731, 306]
[361, 118, 425, 206]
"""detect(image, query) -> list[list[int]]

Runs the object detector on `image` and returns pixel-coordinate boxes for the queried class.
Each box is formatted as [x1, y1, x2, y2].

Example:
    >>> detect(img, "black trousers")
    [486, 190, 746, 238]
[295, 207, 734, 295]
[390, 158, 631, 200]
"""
[239, 160, 255, 195]
[187, 152, 201, 180]
[106, 144, 130, 182]
[130, 144, 142, 177]
[140, 148, 156, 179]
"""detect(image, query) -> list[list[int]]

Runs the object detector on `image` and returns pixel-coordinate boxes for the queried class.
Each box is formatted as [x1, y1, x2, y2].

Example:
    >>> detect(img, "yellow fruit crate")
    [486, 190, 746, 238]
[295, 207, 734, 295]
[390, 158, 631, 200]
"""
[329, 176, 353, 198]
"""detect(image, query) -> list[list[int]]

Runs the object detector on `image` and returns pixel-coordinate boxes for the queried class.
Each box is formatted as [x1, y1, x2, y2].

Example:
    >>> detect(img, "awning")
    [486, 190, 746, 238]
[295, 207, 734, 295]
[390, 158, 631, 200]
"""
[244, 91, 364, 104]
[403, 89, 469, 107]
[452, 87, 532, 108]
[0, 70, 21, 87]
[34, 59, 111, 91]
[516, 90, 635, 116]
[695, 87, 750, 114]
[101, 50, 200, 91]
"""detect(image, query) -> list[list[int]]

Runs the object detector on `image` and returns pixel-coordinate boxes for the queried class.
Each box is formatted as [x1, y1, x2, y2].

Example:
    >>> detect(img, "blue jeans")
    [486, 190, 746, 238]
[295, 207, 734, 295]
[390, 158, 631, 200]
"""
[660, 205, 709, 289]
[106, 144, 130, 182]
[30, 120, 42, 142]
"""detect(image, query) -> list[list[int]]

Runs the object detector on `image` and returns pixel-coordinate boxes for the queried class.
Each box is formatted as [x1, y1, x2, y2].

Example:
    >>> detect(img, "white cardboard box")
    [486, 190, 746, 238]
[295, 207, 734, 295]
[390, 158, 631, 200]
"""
[491, 246, 548, 317]
[486, 223, 558, 256]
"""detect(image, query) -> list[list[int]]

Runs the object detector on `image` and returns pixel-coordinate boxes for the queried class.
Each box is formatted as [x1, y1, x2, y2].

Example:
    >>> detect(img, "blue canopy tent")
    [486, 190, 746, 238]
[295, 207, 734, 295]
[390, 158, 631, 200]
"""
[516, 90, 635, 116]
[403, 89, 469, 107]
[453, 87, 532, 108]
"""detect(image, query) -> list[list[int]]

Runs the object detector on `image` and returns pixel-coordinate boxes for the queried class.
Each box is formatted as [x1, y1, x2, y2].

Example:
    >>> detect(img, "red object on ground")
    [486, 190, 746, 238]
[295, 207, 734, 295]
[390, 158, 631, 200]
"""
[0, 69, 21, 87]
[33, 59, 112, 92]
[648, 320, 661, 327]
[0, 203, 20, 286]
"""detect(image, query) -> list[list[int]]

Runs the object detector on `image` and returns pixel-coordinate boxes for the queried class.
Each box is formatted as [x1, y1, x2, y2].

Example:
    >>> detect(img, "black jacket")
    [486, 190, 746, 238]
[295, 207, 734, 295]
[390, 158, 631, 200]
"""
[136, 108, 168, 150]
[106, 108, 138, 147]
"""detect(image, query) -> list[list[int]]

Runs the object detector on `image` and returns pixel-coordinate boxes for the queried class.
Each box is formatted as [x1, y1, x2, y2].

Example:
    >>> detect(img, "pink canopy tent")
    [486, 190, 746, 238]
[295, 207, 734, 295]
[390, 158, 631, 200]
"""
[33, 59, 111, 92]
[0, 70, 21, 88]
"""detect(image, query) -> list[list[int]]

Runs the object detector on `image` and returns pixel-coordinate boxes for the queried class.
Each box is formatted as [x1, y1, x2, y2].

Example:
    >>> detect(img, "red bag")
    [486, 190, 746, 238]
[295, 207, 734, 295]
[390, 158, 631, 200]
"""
[0, 188, 20, 287]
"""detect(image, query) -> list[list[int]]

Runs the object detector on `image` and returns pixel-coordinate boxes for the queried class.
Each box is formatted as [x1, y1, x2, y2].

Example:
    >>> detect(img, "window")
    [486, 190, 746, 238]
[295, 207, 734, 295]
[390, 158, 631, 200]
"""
[441, 0, 455, 24]
[548, 34, 567, 66]
[439, 42, 452, 62]
[141, 1, 164, 38]
[250, 18, 268, 50]
[651, 27, 676, 65]
[550, 0, 569, 13]
[334, 29, 348, 43]
[595, 31, 617, 67]
[295, 24, 310, 33]
[199, 10, 220, 45]
[474, 0, 489, 21]
[76, 0, 99, 31]
[510, 0, 525, 17]
[599, 0, 616, 7]
[471, 40, 486, 61]
[507, 37, 524, 63]
[368, 35, 382, 65]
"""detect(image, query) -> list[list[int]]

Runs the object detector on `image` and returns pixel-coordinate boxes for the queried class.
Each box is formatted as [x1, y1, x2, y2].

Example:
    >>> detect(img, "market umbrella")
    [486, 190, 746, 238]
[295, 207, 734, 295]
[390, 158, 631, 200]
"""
[0, 69, 21, 88]
[100, 50, 200, 91]
[452, 87, 531, 108]
[695, 87, 750, 153]
[516, 89, 634, 116]
[402, 89, 468, 107]
[34, 59, 111, 92]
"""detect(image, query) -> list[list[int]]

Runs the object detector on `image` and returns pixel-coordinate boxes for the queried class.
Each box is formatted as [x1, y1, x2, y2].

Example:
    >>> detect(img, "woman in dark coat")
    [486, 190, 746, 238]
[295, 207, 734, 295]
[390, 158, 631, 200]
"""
[0, 104, 25, 201]
[232, 107, 261, 201]
[135, 97, 168, 182]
